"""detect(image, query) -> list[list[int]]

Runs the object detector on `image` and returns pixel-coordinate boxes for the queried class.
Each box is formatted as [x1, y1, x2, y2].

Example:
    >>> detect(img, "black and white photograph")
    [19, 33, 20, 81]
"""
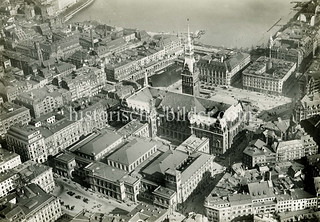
[0, 0, 319, 221]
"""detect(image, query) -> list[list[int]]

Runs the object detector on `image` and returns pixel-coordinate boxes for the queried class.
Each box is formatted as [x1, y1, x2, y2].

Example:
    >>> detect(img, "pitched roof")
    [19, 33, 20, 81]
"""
[107, 138, 156, 166]
[85, 162, 138, 185]
[77, 131, 122, 156]
[248, 181, 275, 200]
[142, 150, 188, 176]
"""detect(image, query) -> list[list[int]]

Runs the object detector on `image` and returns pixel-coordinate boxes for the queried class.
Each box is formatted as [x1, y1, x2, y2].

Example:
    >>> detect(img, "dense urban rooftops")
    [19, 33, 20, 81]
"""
[17, 85, 68, 103]
[243, 56, 296, 80]
[13, 160, 51, 181]
[1, 183, 57, 218]
[0, 102, 29, 121]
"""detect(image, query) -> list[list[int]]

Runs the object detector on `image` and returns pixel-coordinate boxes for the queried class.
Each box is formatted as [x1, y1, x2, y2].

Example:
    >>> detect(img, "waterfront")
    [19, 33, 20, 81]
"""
[69, 0, 297, 48]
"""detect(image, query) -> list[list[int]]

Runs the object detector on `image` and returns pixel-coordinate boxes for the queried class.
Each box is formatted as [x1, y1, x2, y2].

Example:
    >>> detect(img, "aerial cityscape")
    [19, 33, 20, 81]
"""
[0, 0, 319, 222]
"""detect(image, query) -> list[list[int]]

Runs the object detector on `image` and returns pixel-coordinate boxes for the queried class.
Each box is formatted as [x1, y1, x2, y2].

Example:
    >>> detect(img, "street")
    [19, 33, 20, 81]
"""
[52, 177, 137, 216]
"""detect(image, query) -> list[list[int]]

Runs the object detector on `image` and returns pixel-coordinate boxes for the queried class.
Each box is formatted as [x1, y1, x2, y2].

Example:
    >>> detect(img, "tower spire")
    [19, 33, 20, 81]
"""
[144, 71, 149, 87]
[181, 18, 199, 97]
[184, 18, 194, 73]
[187, 18, 191, 50]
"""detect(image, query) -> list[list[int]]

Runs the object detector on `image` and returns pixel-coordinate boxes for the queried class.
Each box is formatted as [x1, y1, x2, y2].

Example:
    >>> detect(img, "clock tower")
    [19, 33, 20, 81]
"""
[181, 22, 199, 96]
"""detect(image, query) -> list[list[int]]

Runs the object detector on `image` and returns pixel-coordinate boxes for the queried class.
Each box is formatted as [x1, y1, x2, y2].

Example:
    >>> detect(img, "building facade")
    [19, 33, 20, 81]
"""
[6, 125, 47, 163]
[0, 148, 21, 173]
[85, 162, 140, 202]
[15, 85, 70, 118]
[198, 51, 250, 86]
[60, 66, 106, 101]
[242, 57, 297, 95]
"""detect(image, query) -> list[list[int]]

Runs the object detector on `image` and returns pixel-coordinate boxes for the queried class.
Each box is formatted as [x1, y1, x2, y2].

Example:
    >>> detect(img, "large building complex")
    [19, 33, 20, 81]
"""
[141, 149, 214, 204]
[124, 86, 243, 155]
[84, 161, 141, 202]
[269, 21, 318, 72]
[105, 36, 182, 82]
[243, 56, 296, 95]
[198, 51, 250, 86]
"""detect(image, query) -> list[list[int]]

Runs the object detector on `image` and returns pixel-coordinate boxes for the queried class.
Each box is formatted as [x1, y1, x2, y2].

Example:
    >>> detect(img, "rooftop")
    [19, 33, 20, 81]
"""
[153, 186, 176, 198]
[123, 203, 168, 222]
[248, 181, 275, 200]
[107, 138, 156, 166]
[17, 85, 68, 103]
[142, 149, 188, 176]
[243, 56, 296, 80]
[243, 139, 274, 157]
[0, 148, 20, 165]
[176, 135, 208, 153]
[74, 130, 122, 157]
[85, 161, 138, 185]
[55, 152, 75, 163]
[117, 120, 147, 137]
[180, 152, 212, 184]
[13, 160, 51, 182]
[0, 183, 57, 218]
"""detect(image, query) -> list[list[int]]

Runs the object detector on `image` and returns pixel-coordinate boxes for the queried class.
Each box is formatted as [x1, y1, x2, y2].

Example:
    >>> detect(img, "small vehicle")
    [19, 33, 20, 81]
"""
[67, 191, 75, 196]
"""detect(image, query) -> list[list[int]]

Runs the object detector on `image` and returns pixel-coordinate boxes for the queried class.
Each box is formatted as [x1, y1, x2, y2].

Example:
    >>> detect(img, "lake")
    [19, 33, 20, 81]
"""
[69, 0, 297, 48]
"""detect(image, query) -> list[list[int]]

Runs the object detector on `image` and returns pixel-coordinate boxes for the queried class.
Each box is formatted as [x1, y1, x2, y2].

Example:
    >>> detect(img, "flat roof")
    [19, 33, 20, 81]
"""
[153, 186, 176, 198]
[243, 56, 295, 80]
[176, 135, 208, 153]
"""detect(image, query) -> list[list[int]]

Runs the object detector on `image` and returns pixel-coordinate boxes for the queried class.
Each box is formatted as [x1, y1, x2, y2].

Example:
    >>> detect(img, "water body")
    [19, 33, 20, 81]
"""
[70, 0, 297, 48]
